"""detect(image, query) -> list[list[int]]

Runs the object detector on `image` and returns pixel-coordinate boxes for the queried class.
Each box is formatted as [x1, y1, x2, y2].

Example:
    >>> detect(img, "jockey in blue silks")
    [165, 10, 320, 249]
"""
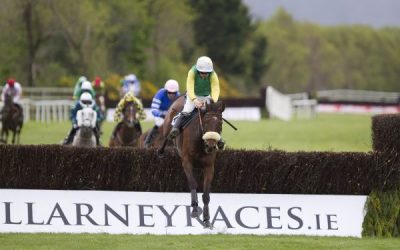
[144, 79, 180, 148]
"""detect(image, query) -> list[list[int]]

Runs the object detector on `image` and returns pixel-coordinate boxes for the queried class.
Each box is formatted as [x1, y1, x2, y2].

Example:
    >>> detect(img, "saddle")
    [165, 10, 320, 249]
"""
[181, 110, 201, 129]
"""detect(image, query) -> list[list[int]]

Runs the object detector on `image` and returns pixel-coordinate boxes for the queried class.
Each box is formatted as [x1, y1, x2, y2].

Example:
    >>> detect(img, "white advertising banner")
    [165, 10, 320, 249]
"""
[0, 189, 367, 237]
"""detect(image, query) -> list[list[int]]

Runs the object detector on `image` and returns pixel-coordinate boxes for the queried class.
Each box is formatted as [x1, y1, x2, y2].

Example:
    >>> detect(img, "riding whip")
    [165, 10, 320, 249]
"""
[222, 117, 238, 131]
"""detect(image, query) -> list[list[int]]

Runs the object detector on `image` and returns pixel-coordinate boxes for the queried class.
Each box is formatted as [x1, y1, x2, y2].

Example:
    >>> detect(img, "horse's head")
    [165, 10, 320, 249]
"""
[4, 89, 14, 106]
[76, 107, 97, 136]
[78, 107, 97, 127]
[2, 90, 16, 118]
[123, 102, 137, 128]
[201, 101, 225, 154]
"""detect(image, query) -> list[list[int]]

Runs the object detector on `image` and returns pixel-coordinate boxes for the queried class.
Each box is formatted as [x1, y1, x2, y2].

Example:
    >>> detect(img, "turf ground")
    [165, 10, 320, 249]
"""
[17, 113, 372, 152]
[1, 233, 399, 250]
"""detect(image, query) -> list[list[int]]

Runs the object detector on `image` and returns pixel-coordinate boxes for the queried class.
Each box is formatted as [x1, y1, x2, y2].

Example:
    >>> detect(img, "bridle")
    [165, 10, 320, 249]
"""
[123, 103, 137, 127]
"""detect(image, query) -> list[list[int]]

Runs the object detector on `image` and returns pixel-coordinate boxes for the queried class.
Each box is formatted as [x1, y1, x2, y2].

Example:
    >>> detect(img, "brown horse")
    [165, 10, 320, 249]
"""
[162, 96, 225, 228]
[109, 102, 141, 147]
[139, 126, 163, 148]
[0, 90, 23, 144]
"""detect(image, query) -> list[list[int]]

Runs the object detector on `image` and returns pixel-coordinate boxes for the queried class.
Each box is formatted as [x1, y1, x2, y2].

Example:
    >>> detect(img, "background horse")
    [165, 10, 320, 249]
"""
[109, 102, 141, 147]
[94, 92, 106, 132]
[0, 90, 23, 144]
[138, 123, 174, 148]
[72, 107, 98, 147]
[163, 96, 225, 228]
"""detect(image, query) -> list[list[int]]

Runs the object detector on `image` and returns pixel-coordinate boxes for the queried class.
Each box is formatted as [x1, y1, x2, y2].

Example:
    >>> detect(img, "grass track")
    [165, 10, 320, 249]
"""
[0, 234, 399, 250]
[17, 113, 372, 152]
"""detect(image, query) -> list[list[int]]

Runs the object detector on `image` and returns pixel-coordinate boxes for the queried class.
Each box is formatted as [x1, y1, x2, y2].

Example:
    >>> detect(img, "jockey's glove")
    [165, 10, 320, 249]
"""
[193, 98, 204, 108]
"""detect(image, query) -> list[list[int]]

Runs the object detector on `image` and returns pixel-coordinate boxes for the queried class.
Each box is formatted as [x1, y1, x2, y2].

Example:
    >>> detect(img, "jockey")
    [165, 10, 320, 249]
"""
[72, 76, 88, 100]
[168, 56, 225, 150]
[1, 78, 23, 115]
[73, 80, 96, 100]
[62, 92, 104, 145]
[92, 76, 105, 96]
[1, 78, 22, 103]
[91, 76, 106, 113]
[111, 91, 146, 138]
[120, 74, 141, 98]
[144, 79, 180, 148]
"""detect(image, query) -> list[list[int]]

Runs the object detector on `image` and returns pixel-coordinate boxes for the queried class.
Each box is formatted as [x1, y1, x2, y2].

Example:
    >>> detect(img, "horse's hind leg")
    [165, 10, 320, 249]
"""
[202, 164, 215, 228]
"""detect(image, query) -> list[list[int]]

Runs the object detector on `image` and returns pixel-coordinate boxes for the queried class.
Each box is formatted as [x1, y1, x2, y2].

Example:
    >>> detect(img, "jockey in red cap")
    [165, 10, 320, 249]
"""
[1, 78, 24, 120]
[1, 78, 22, 104]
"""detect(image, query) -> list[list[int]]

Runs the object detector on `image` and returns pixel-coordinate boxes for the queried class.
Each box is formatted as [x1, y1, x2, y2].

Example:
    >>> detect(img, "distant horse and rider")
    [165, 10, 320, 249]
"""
[72, 106, 98, 147]
[109, 92, 145, 147]
[0, 82, 24, 144]
[139, 79, 181, 149]
[159, 95, 226, 228]
[62, 92, 103, 147]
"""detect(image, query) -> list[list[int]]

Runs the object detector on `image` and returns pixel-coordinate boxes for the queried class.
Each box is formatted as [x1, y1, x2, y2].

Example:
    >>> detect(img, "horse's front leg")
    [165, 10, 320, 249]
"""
[2, 129, 8, 144]
[182, 158, 200, 218]
[11, 131, 16, 144]
[202, 164, 215, 228]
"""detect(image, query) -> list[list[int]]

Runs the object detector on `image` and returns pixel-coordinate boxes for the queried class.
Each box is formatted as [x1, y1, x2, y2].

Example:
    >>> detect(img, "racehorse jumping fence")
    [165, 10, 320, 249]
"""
[0, 114, 399, 236]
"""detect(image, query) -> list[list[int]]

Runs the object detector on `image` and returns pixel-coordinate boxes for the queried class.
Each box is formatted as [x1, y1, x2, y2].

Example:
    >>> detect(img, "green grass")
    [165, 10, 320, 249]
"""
[17, 113, 372, 152]
[0, 234, 399, 250]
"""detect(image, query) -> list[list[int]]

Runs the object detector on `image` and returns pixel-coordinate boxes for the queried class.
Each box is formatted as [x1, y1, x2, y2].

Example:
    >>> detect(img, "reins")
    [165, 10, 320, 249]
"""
[197, 108, 204, 134]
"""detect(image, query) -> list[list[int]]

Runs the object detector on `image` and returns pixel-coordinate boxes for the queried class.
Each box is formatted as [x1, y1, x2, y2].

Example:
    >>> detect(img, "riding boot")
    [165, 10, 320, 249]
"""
[135, 122, 142, 134]
[144, 125, 159, 148]
[62, 127, 78, 145]
[168, 112, 189, 139]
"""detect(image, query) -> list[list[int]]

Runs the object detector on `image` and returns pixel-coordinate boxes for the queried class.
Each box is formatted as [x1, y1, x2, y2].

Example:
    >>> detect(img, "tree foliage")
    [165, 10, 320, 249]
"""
[259, 8, 400, 93]
[0, 2, 399, 96]
[190, 0, 253, 74]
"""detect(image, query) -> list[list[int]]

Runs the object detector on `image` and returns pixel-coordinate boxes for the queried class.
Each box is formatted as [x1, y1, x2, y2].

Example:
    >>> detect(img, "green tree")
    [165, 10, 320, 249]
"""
[49, 0, 112, 77]
[190, 0, 253, 75]
[145, 0, 194, 86]
[249, 35, 270, 86]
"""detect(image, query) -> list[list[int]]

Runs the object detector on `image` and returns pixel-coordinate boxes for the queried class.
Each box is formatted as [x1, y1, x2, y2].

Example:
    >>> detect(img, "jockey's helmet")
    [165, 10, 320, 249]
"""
[165, 79, 179, 93]
[124, 74, 138, 84]
[79, 92, 94, 108]
[78, 75, 87, 82]
[81, 81, 93, 91]
[196, 56, 213, 73]
[7, 78, 16, 87]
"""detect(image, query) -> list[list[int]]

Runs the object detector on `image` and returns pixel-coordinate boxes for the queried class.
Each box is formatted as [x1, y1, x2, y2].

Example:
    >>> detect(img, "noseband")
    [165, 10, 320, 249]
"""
[200, 111, 222, 153]
[123, 104, 137, 127]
